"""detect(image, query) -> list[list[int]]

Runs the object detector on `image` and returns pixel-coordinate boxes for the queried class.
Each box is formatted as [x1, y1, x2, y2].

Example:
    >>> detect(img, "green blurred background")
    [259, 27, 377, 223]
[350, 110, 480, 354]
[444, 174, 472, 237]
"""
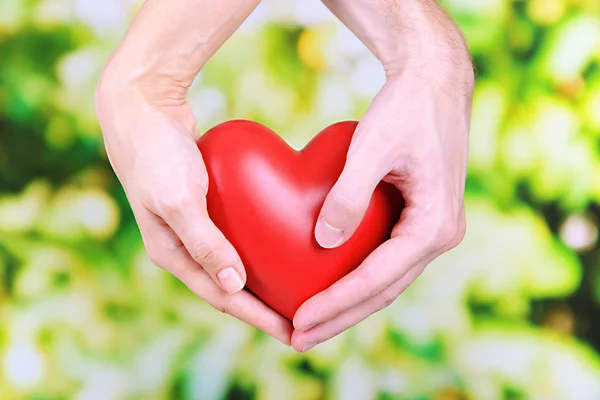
[1, 0, 600, 399]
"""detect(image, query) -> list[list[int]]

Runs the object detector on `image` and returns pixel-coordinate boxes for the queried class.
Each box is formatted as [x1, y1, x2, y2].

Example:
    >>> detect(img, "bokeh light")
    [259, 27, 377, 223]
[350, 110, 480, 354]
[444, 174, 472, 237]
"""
[1, 0, 600, 398]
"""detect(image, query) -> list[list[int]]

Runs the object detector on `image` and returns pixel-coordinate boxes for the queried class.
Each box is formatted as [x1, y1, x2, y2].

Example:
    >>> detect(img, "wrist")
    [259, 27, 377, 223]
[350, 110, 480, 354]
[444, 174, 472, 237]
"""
[95, 79, 197, 143]
[96, 54, 191, 108]
[378, 2, 473, 85]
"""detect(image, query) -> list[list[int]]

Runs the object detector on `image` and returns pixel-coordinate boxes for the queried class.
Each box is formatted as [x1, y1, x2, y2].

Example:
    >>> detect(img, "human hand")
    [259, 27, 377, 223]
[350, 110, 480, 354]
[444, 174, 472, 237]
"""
[95, 0, 293, 345]
[95, 88, 292, 345]
[291, 0, 474, 352]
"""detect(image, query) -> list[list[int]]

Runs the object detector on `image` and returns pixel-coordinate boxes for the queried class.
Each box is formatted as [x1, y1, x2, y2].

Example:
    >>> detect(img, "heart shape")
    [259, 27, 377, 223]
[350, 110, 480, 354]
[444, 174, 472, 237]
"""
[197, 120, 403, 320]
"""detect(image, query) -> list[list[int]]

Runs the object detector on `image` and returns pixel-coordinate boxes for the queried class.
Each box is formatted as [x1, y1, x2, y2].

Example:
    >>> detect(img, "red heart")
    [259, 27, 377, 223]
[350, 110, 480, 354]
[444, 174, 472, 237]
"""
[197, 120, 403, 320]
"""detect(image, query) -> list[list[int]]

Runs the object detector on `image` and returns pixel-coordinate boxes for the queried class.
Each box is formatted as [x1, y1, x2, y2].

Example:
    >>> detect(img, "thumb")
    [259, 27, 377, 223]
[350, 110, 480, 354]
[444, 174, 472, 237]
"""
[315, 145, 386, 249]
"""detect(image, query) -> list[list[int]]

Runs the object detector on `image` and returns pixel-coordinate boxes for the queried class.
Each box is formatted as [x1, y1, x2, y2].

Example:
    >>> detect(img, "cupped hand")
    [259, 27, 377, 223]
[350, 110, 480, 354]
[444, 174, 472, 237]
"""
[95, 87, 293, 345]
[291, 53, 474, 351]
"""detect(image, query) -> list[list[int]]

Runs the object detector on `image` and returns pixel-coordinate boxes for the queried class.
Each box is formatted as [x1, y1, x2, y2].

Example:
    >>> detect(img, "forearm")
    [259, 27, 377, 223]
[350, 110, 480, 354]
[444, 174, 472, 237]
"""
[98, 0, 260, 103]
[322, 0, 473, 81]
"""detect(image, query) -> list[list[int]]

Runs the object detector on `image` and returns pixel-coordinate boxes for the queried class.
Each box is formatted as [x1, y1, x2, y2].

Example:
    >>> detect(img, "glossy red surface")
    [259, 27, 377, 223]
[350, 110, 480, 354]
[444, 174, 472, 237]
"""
[197, 120, 403, 320]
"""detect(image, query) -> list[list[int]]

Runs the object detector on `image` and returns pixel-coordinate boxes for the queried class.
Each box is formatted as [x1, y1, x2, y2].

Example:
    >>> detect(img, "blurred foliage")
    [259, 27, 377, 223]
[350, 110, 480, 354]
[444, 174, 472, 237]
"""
[1, 0, 600, 399]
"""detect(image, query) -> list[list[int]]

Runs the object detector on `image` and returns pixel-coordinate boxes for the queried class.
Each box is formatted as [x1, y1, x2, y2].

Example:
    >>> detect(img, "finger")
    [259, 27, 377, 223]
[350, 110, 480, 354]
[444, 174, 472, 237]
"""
[294, 232, 432, 332]
[314, 129, 389, 249]
[135, 208, 293, 345]
[157, 192, 247, 295]
[291, 266, 425, 352]
[298, 174, 464, 331]
[180, 262, 293, 346]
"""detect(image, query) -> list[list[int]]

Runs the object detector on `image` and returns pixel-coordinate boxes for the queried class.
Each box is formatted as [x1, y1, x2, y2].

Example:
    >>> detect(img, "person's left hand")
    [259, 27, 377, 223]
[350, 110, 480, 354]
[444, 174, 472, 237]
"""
[290, 22, 474, 352]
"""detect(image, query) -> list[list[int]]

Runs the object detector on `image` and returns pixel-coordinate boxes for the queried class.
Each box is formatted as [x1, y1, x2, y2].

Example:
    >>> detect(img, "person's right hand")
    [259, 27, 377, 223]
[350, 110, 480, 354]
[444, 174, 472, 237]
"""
[94, 84, 293, 346]
[93, 0, 292, 345]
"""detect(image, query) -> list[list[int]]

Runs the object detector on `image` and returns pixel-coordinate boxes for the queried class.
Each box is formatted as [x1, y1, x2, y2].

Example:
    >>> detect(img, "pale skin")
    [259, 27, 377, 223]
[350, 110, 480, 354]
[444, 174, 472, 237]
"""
[95, 0, 474, 352]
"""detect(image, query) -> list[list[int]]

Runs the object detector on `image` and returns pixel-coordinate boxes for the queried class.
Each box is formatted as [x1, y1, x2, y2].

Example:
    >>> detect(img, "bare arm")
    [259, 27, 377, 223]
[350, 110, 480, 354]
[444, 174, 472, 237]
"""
[320, 0, 473, 79]
[99, 0, 260, 102]
[294, 0, 474, 351]
[96, 0, 294, 345]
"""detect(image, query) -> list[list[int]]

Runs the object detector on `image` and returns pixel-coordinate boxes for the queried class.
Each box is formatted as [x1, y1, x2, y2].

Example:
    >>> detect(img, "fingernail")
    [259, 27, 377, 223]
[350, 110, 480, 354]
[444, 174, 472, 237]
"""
[315, 217, 345, 249]
[302, 342, 317, 352]
[217, 267, 245, 294]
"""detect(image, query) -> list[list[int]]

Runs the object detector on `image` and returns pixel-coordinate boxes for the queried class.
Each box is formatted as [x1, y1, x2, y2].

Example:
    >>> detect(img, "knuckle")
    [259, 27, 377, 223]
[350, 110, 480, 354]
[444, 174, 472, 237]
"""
[367, 284, 387, 301]
[439, 222, 459, 246]
[146, 249, 167, 269]
[429, 213, 463, 251]
[212, 302, 227, 314]
[332, 192, 364, 219]
[212, 296, 233, 315]
[157, 192, 201, 216]
[253, 306, 270, 328]
[451, 219, 467, 248]
[438, 214, 467, 251]
[190, 242, 223, 269]
[380, 291, 398, 310]
[198, 179, 209, 197]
